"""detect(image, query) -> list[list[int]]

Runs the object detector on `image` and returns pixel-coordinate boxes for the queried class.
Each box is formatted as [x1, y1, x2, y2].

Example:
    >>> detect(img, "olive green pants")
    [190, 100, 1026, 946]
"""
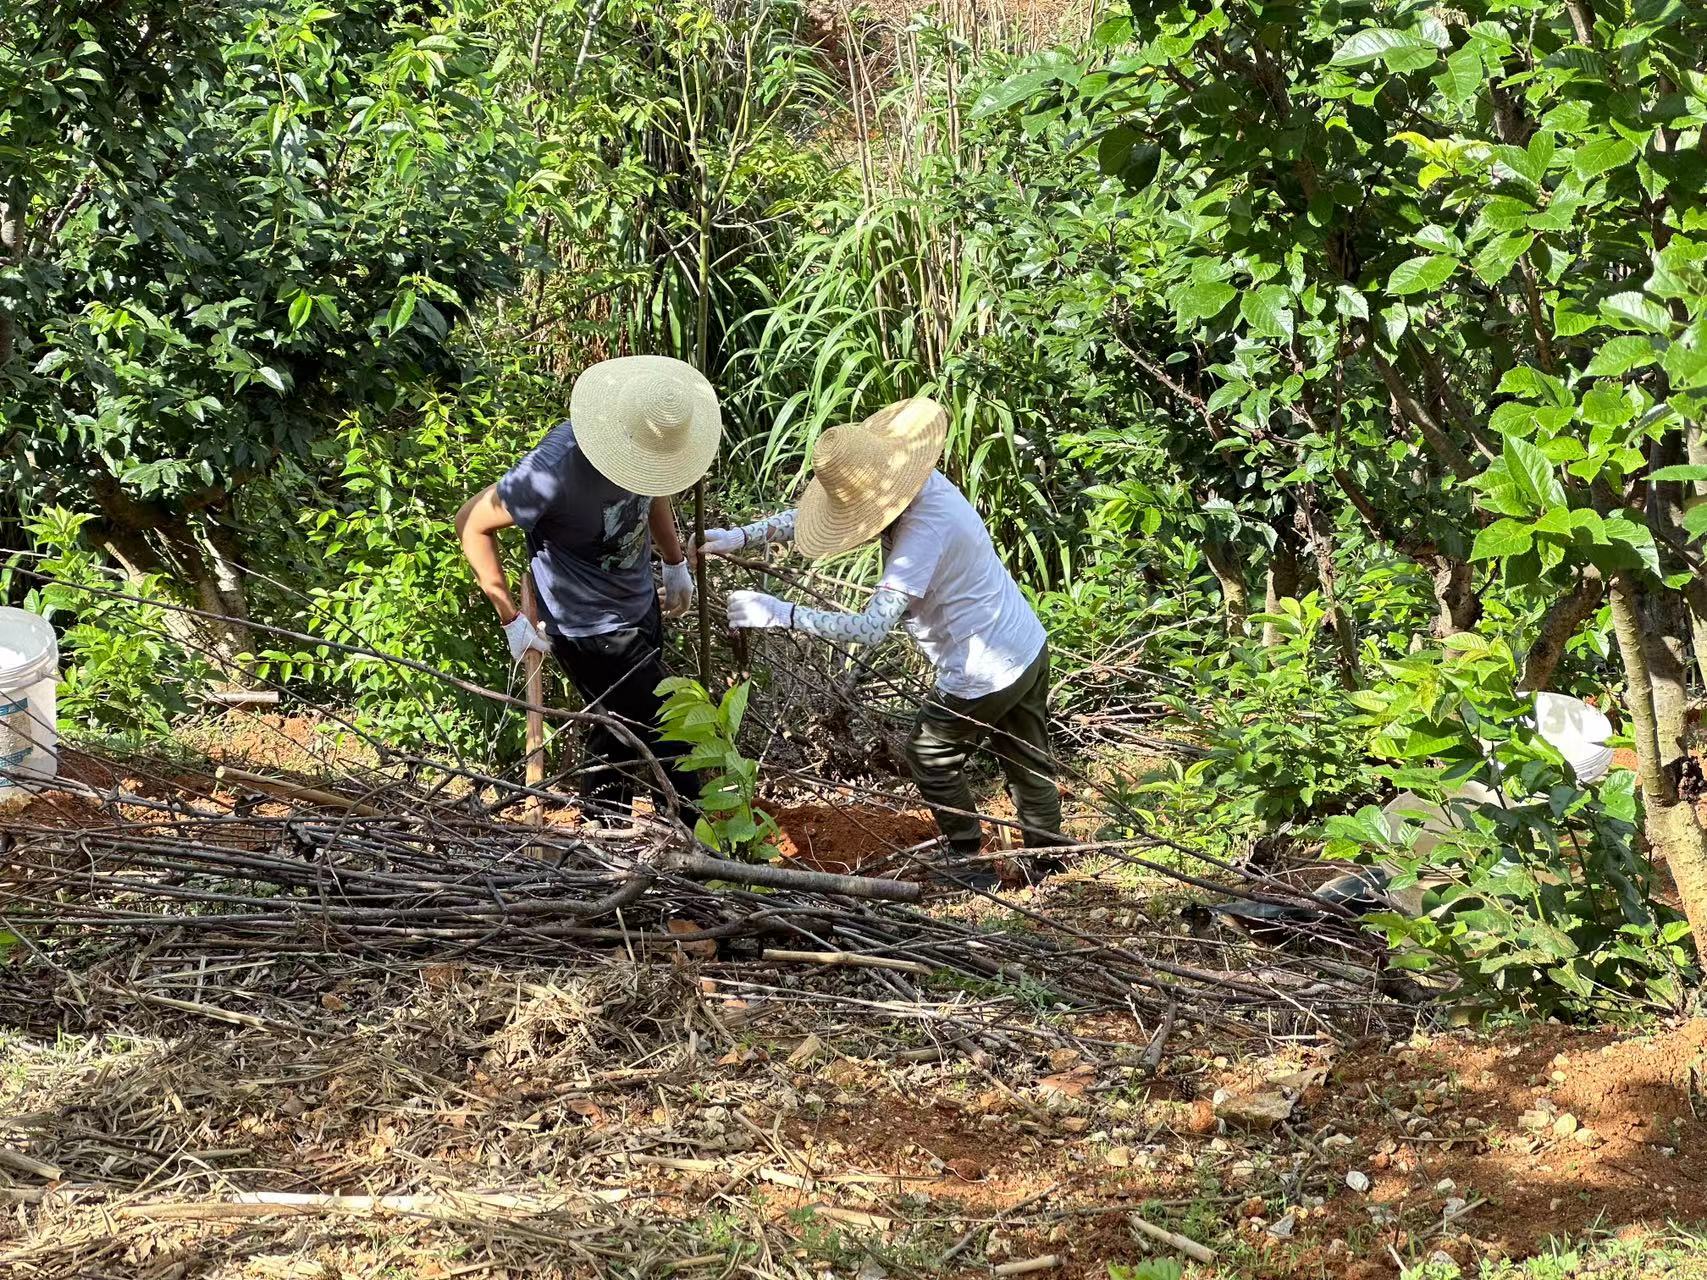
[905, 644, 1063, 855]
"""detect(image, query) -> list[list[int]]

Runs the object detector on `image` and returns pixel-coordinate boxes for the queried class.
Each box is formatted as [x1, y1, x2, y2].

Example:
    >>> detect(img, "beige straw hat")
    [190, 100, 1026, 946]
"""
[795, 397, 949, 559]
[570, 355, 722, 497]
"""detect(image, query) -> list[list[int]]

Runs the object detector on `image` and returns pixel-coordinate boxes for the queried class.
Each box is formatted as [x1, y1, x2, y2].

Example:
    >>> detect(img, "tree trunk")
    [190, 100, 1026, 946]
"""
[1373, 357, 1476, 482]
[1519, 566, 1603, 691]
[88, 474, 255, 677]
[1262, 535, 1302, 649]
[1300, 488, 1359, 687]
[199, 512, 255, 673]
[1610, 572, 1707, 947]
[1201, 535, 1250, 636]
[1425, 555, 1480, 638]
[1686, 419, 1707, 687]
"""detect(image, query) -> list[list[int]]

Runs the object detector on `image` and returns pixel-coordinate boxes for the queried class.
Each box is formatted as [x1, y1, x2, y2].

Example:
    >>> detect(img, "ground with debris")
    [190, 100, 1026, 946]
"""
[4, 727, 1707, 1279]
[5, 962, 1707, 1279]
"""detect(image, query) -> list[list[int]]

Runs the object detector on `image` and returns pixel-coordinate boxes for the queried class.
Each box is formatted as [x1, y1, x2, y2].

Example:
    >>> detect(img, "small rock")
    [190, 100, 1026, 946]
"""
[1428, 1251, 1455, 1270]
[1047, 1048, 1082, 1072]
[856, 1262, 888, 1280]
[1435, 1178, 1457, 1194]
[1551, 1070, 1567, 1083]
[786, 1034, 825, 1067]
[1519, 1109, 1553, 1132]
[1186, 1099, 1217, 1134]
[1322, 1132, 1354, 1150]
[1552, 1113, 1579, 1138]
[1268, 1212, 1297, 1239]
[1443, 1197, 1468, 1218]
[1105, 1146, 1131, 1168]
[1346, 1171, 1372, 1193]
[1573, 1126, 1600, 1148]
[1059, 1116, 1090, 1134]
[1212, 1088, 1295, 1128]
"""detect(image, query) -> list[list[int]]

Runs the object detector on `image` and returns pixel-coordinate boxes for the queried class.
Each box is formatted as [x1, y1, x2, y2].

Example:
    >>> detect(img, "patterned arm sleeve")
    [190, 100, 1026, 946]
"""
[788, 586, 908, 646]
[733, 509, 797, 549]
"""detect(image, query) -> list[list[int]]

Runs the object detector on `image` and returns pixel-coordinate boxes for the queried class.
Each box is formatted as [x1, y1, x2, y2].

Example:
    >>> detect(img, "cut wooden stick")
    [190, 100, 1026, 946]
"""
[808, 1204, 891, 1231]
[994, 1257, 1060, 1277]
[675, 851, 922, 902]
[118, 1188, 620, 1221]
[761, 948, 934, 976]
[675, 853, 928, 901]
[1130, 1213, 1216, 1264]
[0, 1147, 61, 1181]
[213, 765, 384, 818]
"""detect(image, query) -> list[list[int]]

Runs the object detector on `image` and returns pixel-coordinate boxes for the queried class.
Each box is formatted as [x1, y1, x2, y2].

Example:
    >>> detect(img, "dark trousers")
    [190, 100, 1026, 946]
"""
[549, 604, 696, 819]
[905, 644, 1064, 855]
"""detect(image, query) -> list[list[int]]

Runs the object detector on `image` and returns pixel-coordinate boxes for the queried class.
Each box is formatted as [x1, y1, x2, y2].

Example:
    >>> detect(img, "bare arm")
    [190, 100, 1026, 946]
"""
[456, 484, 521, 623]
[649, 496, 686, 564]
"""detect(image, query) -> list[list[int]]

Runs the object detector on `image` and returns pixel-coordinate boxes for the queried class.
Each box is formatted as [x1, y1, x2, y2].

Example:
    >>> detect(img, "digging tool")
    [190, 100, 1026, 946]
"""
[693, 479, 712, 683]
[521, 571, 547, 844]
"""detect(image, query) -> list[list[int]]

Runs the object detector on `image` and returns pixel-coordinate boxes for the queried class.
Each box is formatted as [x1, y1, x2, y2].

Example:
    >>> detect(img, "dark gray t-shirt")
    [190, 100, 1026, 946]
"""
[497, 422, 655, 638]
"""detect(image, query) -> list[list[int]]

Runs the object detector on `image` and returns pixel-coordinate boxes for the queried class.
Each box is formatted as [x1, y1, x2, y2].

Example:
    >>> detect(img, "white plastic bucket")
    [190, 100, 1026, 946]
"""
[0, 607, 60, 799]
[1532, 691, 1614, 784]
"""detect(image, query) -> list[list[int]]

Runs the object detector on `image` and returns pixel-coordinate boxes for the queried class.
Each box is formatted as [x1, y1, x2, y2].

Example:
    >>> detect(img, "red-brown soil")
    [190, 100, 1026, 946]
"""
[763, 801, 937, 874]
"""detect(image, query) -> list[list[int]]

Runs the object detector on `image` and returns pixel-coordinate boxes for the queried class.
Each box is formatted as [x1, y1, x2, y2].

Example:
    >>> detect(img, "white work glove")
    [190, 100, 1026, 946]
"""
[503, 612, 551, 662]
[726, 589, 794, 631]
[698, 528, 746, 560]
[660, 558, 694, 616]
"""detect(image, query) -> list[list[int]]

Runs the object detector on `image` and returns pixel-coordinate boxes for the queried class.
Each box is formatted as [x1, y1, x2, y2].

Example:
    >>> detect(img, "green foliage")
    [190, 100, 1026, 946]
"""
[1161, 597, 1377, 832]
[656, 677, 781, 863]
[243, 377, 546, 754]
[5, 0, 535, 529]
[1108, 1259, 1182, 1280]
[1330, 633, 1690, 1014]
[6, 508, 207, 735]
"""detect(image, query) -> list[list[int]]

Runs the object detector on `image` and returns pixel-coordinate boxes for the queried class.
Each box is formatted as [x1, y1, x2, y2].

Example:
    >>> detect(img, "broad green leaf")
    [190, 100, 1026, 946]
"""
[1471, 518, 1535, 560]
[1472, 232, 1533, 285]
[1600, 291, 1672, 334]
[1331, 27, 1438, 68]
[1573, 136, 1637, 178]
[1505, 436, 1567, 512]
[1601, 514, 1663, 576]
[1661, 341, 1707, 390]
[1650, 464, 1707, 482]
[1583, 336, 1657, 377]
[970, 68, 1061, 119]
[1436, 45, 1484, 104]
[1387, 254, 1458, 295]
[1175, 279, 1237, 325]
[1580, 384, 1635, 428]
[1240, 285, 1294, 340]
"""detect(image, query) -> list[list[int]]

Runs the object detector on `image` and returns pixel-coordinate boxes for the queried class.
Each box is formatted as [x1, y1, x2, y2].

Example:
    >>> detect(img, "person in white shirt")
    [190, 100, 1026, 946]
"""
[700, 398, 1066, 887]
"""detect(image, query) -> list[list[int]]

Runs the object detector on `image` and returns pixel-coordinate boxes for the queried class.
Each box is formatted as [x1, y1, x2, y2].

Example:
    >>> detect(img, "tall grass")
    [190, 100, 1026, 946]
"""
[730, 7, 1090, 585]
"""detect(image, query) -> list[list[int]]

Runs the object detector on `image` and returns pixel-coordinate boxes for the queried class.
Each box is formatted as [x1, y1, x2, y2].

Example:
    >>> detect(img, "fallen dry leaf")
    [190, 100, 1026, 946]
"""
[668, 919, 717, 959]
[1038, 1066, 1095, 1099]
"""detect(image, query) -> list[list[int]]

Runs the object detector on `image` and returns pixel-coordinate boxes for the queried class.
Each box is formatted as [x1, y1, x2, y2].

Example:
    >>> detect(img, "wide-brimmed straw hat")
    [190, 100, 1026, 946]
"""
[795, 397, 948, 559]
[570, 355, 722, 497]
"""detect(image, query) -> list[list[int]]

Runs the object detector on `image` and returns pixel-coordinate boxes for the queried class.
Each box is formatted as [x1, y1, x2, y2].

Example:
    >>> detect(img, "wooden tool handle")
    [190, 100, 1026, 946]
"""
[520, 573, 546, 826]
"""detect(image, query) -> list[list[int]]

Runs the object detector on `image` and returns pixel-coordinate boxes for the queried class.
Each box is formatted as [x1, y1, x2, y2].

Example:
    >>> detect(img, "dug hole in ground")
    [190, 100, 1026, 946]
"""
[2, 700, 1706, 1280]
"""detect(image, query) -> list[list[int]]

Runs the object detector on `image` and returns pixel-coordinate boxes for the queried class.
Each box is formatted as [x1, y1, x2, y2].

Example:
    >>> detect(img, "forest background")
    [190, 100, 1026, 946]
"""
[7, 0, 1707, 1018]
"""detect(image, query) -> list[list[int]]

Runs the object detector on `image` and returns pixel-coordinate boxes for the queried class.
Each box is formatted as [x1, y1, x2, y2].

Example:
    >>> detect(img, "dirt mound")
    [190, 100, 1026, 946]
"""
[763, 801, 937, 874]
[1308, 1019, 1707, 1276]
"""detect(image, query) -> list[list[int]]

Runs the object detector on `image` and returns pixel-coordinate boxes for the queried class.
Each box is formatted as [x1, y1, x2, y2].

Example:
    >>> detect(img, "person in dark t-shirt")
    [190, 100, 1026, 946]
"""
[456, 357, 722, 820]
